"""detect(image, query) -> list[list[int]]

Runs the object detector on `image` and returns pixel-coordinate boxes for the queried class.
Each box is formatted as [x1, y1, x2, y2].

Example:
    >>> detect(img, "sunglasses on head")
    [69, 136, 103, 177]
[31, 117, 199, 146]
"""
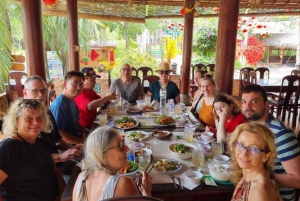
[104, 139, 125, 152]
[159, 71, 169, 75]
[201, 74, 213, 78]
[18, 99, 41, 107]
[234, 142, 267, 156]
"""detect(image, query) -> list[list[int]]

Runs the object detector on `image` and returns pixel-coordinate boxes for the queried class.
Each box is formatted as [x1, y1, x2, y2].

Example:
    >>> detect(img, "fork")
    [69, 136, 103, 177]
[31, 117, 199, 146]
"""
[170, 175, 178, 189]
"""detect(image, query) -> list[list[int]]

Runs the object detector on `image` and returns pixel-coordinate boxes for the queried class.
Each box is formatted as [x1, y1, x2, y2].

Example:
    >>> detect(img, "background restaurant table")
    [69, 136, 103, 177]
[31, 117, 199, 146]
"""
[61, 108, 234, 201]
[257, 78, 297, 92]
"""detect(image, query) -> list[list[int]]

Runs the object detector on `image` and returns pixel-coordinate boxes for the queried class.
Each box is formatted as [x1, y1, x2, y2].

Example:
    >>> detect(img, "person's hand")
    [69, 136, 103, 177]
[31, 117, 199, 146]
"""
[218, 108, 230, 120]
[137, 171, 152, 196]
[59, 144, 83, 162]
[105, 92, 117, 101]
[205, 126, 217, 135]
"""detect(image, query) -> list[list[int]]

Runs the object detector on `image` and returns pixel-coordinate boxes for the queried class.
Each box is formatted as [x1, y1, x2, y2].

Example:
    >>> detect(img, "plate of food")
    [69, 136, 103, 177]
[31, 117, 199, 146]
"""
[153, 158, 182, 173]
[114, 117, 138, 129]
[126, 107, 143, 115]
[142, 112, 160, 118]
[142, 105, 158, 112]
[153, 115, 176, 126]
[152, 130, 172, 139]
[125, 130, 149, 142]
[118, 161, 139, 179]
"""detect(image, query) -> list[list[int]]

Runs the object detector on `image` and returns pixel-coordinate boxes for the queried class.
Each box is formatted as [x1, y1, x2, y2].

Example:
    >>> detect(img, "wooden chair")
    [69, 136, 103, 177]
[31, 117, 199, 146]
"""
[248, 71, 257, 84]
[132, 75, 141, 82]
[138, 67, 153, 78]
[207, 64, 216, 72]
[7, 71, 27, 103]
[255, 67, 270, 79]
[269, 75, 300, 127]
[47, 89, 57, 107]
[291, 69, 300, 76]
[131, 67, 138, 76]
[192, 63, 207, 84]
[142, 75, 160, 94]
[239, 69, 250, 96]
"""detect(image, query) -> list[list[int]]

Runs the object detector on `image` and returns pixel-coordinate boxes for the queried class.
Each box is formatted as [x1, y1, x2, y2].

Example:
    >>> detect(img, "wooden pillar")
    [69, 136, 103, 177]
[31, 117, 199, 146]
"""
[215, 0, 239, 95]
[21, 0, 46, 80]
[180, 0, 195, 105]
[67, 0, 80, 71]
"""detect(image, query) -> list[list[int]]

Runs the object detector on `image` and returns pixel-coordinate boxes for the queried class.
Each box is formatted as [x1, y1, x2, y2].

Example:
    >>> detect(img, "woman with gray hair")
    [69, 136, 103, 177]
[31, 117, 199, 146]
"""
[73, 127, 152, 200]
[0, 98, 62, 201]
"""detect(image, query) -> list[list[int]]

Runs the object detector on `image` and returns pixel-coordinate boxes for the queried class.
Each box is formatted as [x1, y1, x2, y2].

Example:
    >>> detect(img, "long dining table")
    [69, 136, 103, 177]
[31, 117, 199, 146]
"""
[257, 77, 298, 92]
[61, 108, 234, 201]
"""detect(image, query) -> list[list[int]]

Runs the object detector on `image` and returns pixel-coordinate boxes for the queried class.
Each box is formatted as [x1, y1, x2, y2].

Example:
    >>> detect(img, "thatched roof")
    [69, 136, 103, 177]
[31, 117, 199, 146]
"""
[264, 33, 299, 49]
[12, 0, 300, 22]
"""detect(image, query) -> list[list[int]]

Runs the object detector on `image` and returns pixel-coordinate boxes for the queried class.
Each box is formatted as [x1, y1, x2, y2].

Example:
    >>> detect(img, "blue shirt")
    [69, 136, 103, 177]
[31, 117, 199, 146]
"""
[266, 113, 300, 201]
[50, 94, 81, 138]
[149, 81, 180, 102]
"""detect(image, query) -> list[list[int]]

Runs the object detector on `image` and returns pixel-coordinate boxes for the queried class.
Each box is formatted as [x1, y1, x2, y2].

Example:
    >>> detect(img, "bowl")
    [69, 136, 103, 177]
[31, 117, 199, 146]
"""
[198, 142, 211, 152]
[119, 161, 139, 179]
[136, 100, 149, 109]
[168, 143, 196, 160]
[184, 170, 203, 184]
[213, 154, 230, 164]
[201, 132, 214, 141]
[208, 162, 231, 181]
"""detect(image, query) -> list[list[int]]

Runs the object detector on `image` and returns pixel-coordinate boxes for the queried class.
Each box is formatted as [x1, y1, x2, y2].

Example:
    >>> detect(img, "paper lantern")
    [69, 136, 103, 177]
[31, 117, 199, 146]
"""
[241, 25, 248, 33]
[180, 8, 185, 16]
[43, 0, 56, 8]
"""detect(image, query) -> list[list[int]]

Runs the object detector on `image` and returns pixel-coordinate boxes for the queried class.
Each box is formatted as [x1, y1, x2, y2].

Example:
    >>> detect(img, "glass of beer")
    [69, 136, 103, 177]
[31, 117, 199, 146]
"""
[98, 114, 107, 127]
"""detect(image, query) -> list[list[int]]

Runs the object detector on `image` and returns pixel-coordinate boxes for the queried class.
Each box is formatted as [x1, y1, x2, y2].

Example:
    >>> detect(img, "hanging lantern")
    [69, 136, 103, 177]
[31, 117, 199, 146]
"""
[256, 23, 263, 29]
[237, 24, 241, 29]
[248, 22, 253, 27]
[241, 25, 248, 33]
[213, 7, 219, 13]
[168, 25, 171, 29]
[237, 37, 243, 43]
[241, 17, 248, 24]
[178, 22, 182, 27]
[180, 8, 185, 16]
[263, 25, 267, 28]
[170, 23, 174, 27]
[261, 31, 267, 37]
[251, 16, 256, 20]
[43, 0, 56, 8]
[180, 27, 184, 30]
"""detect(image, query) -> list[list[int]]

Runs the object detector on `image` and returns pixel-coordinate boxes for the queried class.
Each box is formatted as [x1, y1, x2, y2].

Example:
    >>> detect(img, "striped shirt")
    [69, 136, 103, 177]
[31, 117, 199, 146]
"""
[266, 113, 300, 201]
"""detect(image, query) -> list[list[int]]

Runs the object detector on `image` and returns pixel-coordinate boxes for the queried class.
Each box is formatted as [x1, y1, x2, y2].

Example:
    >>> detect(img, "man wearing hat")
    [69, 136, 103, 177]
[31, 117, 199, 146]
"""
[109, 63, 144, 104]
[148, 63, 180, 103]
[74, 67, 117, 129]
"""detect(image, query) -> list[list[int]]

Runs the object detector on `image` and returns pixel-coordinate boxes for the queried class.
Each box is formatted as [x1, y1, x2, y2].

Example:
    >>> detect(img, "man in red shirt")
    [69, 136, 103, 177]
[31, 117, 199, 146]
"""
[74, 67, 117, 129]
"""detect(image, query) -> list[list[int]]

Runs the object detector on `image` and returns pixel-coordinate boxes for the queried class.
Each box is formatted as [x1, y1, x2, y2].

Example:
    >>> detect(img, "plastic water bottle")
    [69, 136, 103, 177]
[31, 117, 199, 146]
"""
[169, 99, 175, 117]
[160, 84, 167, 115]
[127, 141, 135, 162]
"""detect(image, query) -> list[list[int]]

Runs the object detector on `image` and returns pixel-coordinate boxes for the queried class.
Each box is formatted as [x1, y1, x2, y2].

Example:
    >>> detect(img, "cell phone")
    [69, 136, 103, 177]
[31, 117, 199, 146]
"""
[176, 135, 184, 139]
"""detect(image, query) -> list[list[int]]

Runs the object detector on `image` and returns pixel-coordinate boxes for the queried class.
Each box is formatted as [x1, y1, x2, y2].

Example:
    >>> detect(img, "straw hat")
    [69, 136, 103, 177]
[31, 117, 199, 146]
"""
[155, 63, 175, 73]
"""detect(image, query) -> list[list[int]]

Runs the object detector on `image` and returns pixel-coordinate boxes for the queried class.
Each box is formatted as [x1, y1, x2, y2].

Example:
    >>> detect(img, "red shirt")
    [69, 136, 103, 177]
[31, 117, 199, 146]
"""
[225, 113, 248, 134]
[74, 89, 101, 128]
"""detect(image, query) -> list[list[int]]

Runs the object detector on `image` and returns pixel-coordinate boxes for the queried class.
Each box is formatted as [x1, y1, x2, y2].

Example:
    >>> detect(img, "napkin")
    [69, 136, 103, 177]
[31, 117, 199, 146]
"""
[174, 174, 201, 190]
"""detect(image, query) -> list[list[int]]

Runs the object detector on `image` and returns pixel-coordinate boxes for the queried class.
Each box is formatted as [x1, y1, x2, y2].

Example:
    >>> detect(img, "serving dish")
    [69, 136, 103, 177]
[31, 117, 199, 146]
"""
[152, 130, 172, 139]
[168, 143, 196, 160]
[114, 117, 138, 129]
[142, 112, 160, 118]
[126, 107, 143, 115]
[153, 158, 182, 173]
[125, 130, 149, 142]
[154, 115, 176, 126]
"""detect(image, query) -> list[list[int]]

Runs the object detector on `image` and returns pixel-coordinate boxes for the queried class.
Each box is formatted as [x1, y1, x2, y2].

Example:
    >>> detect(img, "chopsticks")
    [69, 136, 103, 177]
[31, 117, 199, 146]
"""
[137, 162, 153, 187]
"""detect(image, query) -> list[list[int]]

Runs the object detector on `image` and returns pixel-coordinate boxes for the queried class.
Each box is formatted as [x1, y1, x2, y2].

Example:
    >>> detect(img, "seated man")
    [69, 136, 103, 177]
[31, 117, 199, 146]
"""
[109, 63, 144, 104]
[74, 67, 117, 129]
[50, 71, 87, 144]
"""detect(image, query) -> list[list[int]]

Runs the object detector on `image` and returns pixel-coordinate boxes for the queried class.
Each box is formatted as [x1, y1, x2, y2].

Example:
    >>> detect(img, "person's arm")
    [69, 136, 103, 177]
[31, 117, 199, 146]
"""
[59, 130, 84, 144]
[216, 114, 227, 144]
[52, 144, 83, 163]
[274, 155, 300, 188]
[175, 94, 180, 104]
[56, 138, 71, 151]
[72, 172, 84, 201]
[249, 182, 278, 201]
[0, 169, 8, 201]
[54, 164, 66, 201]
[87, 93, 117, 110]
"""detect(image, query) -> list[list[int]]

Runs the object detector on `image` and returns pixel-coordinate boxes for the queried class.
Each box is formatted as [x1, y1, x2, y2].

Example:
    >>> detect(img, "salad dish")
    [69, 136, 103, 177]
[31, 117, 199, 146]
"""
[153, 158, 182, 173]
[169, 143, 196, 159]
[152, 130, 172, 139]
[118, 161, 139, 177]
[114, 117, 138, 129]
[125, 130, 149, 142]
[154, 115, 175, 126]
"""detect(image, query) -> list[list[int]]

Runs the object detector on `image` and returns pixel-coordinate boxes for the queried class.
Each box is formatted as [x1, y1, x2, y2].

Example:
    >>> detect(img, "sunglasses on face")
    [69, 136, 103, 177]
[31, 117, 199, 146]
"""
[159, 71, 169, 75]
[26, 88, 48, 95]
[104, 139, 125, 152]
[18, 99, 41, 107]
[234, 142, 267, 156]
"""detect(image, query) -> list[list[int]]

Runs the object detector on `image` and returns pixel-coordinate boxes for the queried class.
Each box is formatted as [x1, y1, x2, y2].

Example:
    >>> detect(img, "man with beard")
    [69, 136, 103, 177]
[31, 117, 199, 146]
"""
[241, 84, 300, 201]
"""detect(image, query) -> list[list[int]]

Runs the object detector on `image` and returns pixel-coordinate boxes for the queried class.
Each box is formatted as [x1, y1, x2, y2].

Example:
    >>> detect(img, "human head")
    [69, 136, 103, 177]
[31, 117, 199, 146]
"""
[228, 122, 276, 185]
[241, 84, 269, 121]
[200, 76, 218, 97]
[120, 63, 132, 79]
[213, 94, 241, 121]
[194, 70, 205, 87]
[23, 75, 48, 105]
[83, 127, 129, 175]
[2, 98, 52, 138]
[63, 71, 85, 100]
[81, 67, 99, 90]
[156, 63, 174, 83]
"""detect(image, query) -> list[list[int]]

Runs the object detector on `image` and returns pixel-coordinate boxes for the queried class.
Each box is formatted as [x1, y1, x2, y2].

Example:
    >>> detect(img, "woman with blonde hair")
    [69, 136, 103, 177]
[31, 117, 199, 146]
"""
[228, 122, 282, 201]
[73, 127, 152, 200]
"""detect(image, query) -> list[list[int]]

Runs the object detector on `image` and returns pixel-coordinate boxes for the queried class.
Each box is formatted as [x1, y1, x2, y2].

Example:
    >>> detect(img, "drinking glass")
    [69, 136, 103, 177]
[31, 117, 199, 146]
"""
[109, 104, 117, 115]
[192, 149, 205, 169]
[211, 142, 224, 156]
[184, 126, 195, 143]
[139, 153, 151, 171]
[98, 114, 107, 126]
[174, 104, 182, 117]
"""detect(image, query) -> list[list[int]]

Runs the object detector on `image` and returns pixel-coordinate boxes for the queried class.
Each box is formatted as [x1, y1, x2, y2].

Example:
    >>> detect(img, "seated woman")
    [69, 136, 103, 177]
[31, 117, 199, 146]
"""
[0, 99, 63, 201]
[228, 123, 282, 201]
[212, 94, 248, 143]
[191, 70, 206, 115]
[73, 127, 152, 200]
[196, 76, 219, 128]
[147, 63, 180, 103]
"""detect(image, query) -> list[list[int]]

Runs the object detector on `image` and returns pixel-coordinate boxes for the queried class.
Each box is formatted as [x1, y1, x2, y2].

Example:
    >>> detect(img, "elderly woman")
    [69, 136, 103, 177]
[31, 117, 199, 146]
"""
[213, 94, 248, 143]
[228, 123, 282, 201]
[196, 76, 219, 128]
[147, 63, 180, 103]
[0, 99, 62, 201]
[73, 127, 152, 200]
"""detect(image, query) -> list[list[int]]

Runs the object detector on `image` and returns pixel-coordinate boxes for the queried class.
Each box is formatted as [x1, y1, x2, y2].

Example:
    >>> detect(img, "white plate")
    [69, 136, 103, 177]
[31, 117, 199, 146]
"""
[152, 130, 172, 139]
[142, 112, 160, 118]
[153, 158, 182, 174]
[200, 137, 216, 143]
[125, 130, 149, 141]
[114, 118, 139, 129]
[153, 119, 175, 127]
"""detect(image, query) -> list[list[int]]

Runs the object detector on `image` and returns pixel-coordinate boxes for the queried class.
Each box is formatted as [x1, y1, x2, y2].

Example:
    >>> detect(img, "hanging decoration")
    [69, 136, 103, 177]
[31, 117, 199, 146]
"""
[164, 20, 184, 38]
[180, 8, 185, 16]
[80, 57, 89, 66]
[43, 0, 56, 8]
[90, 50, 99, 61]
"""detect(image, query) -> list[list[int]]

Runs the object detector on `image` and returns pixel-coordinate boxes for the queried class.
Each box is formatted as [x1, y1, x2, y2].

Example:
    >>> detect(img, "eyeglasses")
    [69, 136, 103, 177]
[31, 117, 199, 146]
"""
[159, 71, 169, 75]
[69, 81, 84, 88]
[104, 139, 125, 152]
[121, 68, 131, 71]
[234, 142, 267, 156]
[26, 88, 48, 95]
[18, 99, 41, 107]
